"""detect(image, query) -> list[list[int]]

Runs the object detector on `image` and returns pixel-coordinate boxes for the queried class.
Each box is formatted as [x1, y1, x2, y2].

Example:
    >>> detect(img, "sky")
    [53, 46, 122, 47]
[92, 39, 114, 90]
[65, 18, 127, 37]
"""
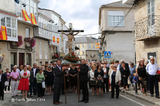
[39, 0, 121, 37]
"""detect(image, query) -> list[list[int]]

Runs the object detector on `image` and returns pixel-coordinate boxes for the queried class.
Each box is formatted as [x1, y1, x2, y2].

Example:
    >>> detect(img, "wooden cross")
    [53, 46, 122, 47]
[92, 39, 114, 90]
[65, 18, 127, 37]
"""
[58, 23, 84, 56]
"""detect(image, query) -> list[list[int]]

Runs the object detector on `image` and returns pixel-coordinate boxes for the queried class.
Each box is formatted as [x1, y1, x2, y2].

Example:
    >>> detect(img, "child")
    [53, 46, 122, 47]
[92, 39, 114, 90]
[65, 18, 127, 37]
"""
[133, 73, 138, 94]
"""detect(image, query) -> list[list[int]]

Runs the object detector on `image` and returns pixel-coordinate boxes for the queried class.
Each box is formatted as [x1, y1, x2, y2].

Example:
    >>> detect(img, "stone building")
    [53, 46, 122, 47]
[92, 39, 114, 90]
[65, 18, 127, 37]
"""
[0, 0, 68, 70]
[75, 37, 100, 62]
[0, 0, 40, 70]
[123, 0, 160, 64]
[99, 1, 135, 63]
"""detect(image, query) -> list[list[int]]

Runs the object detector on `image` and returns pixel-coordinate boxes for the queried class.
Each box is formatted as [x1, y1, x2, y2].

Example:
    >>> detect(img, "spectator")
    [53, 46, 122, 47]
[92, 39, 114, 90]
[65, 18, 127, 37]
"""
[36, 67, 45, 98]
[69, 64, 77, 93]
[10, 66, 19, 98]
[102, 63, 109, 93]
[120, 62, 130, 91]
[110, 64, 121, 98]
[18, 66, 30, 100]
[137, 60, 147, 95]
[0, 69, 7, 100]
[30, 63, 39, 96]
[95, 65, 104, 96]
[45, 66, 54, 95]
[4, 68, 11, 92]
[89, 65, 96, 96]
[146, 57, 159, 98]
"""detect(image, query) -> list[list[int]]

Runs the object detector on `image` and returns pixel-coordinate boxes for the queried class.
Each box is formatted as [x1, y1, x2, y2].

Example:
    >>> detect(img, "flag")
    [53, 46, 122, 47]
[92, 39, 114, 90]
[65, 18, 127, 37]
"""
[53, 37, 55, 42]
[57, 38, 59, 43]
[30, 13, 37, 25]
[0, 26, 7, 40]
[22, 9, 30, 21]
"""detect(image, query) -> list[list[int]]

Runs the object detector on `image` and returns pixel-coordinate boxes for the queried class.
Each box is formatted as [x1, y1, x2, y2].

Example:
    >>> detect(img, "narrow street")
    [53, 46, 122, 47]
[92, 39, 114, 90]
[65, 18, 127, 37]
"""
[1, 90, 155, 106]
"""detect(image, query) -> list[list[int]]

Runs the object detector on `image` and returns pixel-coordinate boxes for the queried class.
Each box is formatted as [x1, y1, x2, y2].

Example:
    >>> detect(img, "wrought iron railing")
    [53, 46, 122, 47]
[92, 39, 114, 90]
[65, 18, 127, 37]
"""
[135, 15, 160, 40]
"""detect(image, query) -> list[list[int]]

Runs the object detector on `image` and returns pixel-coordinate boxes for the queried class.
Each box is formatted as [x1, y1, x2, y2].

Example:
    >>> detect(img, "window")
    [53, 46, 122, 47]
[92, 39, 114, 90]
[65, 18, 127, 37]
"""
[108, 11, 124, 26]
[0, 15, 17, 39]
[25, 28, 30, 37]
[148, 0, 155, 26]
[1, 16, 5, 26]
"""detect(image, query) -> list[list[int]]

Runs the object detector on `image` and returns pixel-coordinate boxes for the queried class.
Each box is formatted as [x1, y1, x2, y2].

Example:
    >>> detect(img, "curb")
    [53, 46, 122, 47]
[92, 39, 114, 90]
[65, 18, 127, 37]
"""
[122, 91, 160, 106]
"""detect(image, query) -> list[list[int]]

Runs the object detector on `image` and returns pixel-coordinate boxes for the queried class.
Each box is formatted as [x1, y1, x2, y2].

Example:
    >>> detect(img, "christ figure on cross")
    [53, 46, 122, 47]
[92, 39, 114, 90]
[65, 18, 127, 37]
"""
[58, 23, 84, 56]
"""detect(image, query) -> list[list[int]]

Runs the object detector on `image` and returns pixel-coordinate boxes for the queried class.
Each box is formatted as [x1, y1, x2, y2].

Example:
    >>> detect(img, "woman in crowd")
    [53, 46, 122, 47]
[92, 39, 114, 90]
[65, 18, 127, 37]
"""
[89, 65, 96, 95]
[137, 60, 147, 95]
[110, 64, 121, 98]
[95, 65, 104, 96]
[18, 66, 30, 100]
[69, 64, 77, 93]
[102, 63, 109, 93]
[120, 62, 130, 91]
[45, 66, 54, 95]
[36, 67, 45, 98]
[4, 68, 11, 92]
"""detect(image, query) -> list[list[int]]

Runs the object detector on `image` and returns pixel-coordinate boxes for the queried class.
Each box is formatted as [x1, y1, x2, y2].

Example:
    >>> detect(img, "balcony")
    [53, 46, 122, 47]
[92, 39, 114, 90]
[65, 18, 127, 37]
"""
[135, 15, 160, 41]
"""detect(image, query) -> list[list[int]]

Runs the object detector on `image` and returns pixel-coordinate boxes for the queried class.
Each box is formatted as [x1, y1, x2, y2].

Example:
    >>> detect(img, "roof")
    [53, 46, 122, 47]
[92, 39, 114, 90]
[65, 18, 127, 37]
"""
[75, 37, 98, 43]
[38, 7, 61, 17]
[101, 1, 132, 8]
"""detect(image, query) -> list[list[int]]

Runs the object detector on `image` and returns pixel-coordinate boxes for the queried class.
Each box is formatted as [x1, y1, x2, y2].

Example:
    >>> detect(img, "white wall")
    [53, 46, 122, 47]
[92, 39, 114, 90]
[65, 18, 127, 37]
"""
[0, 0, 16, 13]
[104, 32, 135, 63]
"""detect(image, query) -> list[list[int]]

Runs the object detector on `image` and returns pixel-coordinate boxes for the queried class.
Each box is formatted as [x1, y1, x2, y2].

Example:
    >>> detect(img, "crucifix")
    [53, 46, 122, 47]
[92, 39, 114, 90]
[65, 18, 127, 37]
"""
[58, 23, 84, 56]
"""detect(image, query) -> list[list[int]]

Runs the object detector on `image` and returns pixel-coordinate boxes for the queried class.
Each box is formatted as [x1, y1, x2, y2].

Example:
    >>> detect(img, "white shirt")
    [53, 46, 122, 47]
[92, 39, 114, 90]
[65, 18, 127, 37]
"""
[103, 68, 107, 78]
[89, 70, 95, 81]
[33, 68, 36, 78]
[0, 74, 1, 82]
[20, 70, 30, 79]
[146, 63, 160, 75]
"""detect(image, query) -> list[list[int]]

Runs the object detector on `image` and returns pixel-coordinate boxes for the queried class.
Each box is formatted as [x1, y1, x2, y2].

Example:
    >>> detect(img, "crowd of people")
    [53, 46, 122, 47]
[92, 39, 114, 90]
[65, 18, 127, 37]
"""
[0, 57, 160, 105]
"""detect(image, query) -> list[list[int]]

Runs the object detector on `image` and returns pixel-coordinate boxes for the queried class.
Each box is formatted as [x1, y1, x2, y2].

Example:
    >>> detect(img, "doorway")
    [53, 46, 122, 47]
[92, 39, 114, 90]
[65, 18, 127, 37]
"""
[19, 53, 25, 67]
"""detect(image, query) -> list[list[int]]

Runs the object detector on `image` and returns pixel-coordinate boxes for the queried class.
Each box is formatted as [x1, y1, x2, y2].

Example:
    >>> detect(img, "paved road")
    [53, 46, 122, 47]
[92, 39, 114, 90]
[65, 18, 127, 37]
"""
[0, 91, 156, 106]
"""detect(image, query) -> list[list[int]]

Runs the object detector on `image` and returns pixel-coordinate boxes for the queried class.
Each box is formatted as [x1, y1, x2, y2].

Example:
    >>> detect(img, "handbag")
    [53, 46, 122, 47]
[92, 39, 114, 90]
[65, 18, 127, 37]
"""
[5, 81, 9, 86]
[42, 81, 46, 89]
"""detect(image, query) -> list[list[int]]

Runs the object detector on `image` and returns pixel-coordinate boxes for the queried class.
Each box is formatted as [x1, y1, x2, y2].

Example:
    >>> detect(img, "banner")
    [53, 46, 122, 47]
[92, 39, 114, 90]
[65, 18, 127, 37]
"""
[30, 13, 37, 25]
[0, 26, 7, 40]
[57, 38, 59, 43]
[22, 9, 30, 21]
[53, 37, 55, 42]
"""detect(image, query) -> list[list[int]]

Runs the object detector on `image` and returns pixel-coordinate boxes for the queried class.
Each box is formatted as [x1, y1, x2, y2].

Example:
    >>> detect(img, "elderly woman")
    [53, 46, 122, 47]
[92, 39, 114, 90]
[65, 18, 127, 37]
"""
[110, 64, 121, 99]
[36, 67, 45, 98]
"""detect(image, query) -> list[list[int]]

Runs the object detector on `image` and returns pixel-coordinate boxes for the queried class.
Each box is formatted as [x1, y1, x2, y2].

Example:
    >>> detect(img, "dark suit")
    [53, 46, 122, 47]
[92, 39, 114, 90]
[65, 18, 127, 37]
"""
[53, 65, 63, 103]
[30, 68, 39, 95]
[79, 64, 89, 102]
[0, 73, 7, 100]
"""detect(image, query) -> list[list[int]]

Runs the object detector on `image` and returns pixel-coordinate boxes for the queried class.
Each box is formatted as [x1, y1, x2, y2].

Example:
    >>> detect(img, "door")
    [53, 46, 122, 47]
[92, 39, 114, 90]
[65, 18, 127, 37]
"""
[19, 53, 25, 67]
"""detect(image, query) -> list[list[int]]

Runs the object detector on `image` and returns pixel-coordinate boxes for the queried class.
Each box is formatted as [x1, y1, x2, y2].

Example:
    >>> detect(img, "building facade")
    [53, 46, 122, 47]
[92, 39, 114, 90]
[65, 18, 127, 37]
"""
[123, 0, 160, 65]
[99, 1, 135, 63]
[0, 0, 39, 70]
[0, 0, 68, 70]
[75, 37, 100, 62]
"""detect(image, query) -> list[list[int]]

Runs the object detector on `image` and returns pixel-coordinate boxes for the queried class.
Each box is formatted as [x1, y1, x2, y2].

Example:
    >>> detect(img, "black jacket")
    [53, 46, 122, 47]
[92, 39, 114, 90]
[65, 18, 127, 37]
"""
[0, 74, 7, 87]
[79, 64, 89, 81]
[54, 66, 64, 84]
[30, 68, 39, 83]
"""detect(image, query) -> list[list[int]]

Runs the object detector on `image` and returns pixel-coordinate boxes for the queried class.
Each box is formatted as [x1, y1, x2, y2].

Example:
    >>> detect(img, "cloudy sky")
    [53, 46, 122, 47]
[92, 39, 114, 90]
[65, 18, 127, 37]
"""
[39, 0, 121, 37]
